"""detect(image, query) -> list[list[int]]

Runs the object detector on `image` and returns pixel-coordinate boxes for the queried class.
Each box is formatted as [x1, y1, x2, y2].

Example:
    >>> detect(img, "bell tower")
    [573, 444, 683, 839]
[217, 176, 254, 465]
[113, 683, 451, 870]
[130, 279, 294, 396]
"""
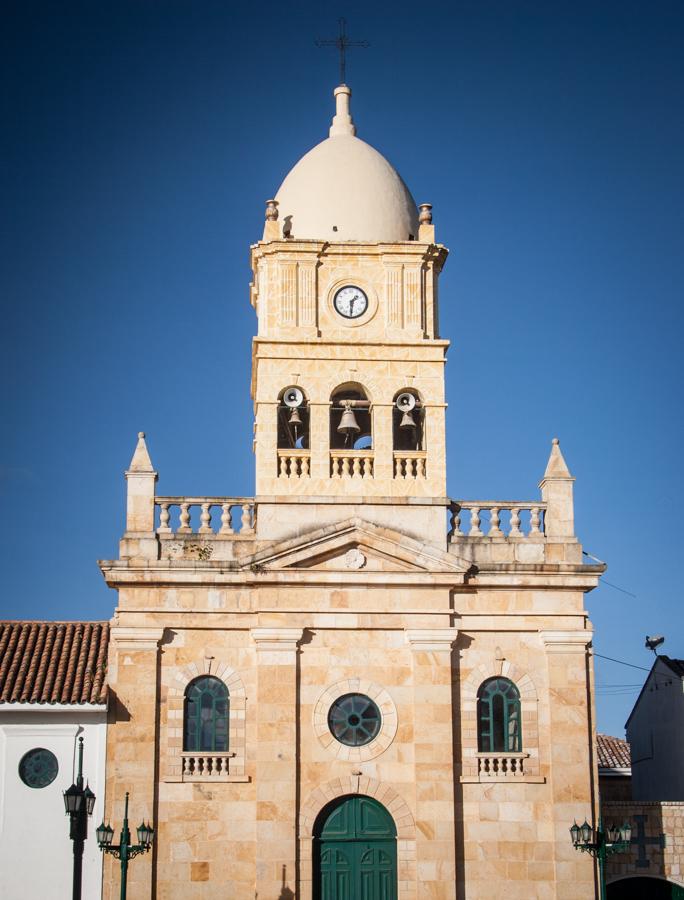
[250, 86, 449, 544]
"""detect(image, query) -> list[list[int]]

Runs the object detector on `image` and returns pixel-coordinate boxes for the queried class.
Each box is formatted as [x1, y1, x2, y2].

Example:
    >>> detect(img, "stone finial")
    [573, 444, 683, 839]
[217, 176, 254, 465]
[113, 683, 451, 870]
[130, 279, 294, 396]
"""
[329, 85, 356, 137]
[265, 199, 279, 221]
[418, 203, 433, 225]
[418, 202, 435, 243]
[127, 432, 155, 473]
[263, 199, 280, 241]
[539, 437, 575, 539]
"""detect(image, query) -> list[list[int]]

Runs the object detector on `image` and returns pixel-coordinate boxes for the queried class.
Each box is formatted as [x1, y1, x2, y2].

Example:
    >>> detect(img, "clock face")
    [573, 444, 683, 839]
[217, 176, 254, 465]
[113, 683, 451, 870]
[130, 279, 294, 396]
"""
[333, 285, 369, 319]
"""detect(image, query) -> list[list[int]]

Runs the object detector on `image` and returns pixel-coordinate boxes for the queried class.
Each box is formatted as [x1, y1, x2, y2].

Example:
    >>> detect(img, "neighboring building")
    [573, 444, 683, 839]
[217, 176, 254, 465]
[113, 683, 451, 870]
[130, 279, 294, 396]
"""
[626, 656, 684, 802]
[596, 665, 684, 898]
[598, 732, 632, 801]
[0, 621, 109, 899]
[98, 83, 606, 900]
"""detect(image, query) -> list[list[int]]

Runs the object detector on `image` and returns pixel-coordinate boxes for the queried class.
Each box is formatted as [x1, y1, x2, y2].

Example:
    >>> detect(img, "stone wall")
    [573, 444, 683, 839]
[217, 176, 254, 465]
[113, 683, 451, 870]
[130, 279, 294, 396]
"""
[604, 801, 684, 889]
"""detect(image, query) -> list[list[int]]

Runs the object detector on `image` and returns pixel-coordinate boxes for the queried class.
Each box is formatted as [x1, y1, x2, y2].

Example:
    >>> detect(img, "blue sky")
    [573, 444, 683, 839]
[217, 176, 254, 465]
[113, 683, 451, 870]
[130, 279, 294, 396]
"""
[2, 1, 683, 738]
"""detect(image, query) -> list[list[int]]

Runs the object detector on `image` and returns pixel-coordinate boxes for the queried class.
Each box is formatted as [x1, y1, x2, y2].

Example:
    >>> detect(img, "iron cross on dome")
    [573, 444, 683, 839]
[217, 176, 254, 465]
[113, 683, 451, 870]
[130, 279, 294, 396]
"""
[316, 18, 369, 85]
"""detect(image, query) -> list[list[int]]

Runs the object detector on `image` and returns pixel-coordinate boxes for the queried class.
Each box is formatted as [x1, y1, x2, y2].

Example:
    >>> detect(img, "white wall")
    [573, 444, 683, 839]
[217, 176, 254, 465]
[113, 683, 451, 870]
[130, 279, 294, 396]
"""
[0, 708, 107, 900]
[627, 660, 684, 801]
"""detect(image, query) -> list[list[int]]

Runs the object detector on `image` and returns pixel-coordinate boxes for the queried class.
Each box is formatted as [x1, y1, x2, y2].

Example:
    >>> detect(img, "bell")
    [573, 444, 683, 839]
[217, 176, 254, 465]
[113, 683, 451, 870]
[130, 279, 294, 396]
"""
[288, 407, 302, 427]
[337, 404, 360, 435]
[399, 410, 416, 429]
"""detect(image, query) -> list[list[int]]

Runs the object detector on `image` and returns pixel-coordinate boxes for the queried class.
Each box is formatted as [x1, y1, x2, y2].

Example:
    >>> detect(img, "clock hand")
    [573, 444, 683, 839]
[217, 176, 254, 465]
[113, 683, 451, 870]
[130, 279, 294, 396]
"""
[349, 296, 356, 314]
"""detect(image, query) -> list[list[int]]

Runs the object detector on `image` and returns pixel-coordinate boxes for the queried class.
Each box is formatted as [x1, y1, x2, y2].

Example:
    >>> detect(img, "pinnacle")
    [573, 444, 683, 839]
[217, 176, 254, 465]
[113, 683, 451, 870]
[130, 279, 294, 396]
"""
[543, 437, 572, 479]
[127, 431, 155, 473]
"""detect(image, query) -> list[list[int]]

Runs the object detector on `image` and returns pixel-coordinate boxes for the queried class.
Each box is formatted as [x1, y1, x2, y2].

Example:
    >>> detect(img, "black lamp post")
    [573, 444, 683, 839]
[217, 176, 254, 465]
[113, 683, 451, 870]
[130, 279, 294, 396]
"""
[570, 817, 632, 900]
[63, 736, 96, 900]
[97, 791, 154, 900]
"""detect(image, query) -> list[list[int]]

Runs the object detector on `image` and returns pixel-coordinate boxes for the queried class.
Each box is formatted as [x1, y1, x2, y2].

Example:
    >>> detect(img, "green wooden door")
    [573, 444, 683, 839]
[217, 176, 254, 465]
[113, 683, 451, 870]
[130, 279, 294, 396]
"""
[315, 796, 397, 900]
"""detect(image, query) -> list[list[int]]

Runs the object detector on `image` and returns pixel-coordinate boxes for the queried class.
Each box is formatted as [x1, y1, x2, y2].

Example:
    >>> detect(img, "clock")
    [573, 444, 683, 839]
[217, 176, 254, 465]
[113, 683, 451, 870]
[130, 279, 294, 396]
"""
[333, 285, 369, 319]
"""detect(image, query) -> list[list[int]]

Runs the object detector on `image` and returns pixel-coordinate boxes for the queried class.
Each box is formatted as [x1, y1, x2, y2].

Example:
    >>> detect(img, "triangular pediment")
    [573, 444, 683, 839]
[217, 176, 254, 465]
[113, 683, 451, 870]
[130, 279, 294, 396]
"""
[242, 517, 470, 575]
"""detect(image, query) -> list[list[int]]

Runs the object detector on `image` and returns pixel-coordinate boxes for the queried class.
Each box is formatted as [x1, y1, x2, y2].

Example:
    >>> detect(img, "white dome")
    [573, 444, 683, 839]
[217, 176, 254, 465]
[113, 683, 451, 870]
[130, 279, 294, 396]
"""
[273, 87, 419, 243]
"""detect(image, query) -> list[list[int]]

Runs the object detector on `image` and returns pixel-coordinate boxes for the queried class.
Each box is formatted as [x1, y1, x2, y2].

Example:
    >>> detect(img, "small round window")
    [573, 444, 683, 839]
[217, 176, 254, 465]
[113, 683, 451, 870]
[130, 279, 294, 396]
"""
[18, 748, 59, 789]
[328, 693, 381, 747]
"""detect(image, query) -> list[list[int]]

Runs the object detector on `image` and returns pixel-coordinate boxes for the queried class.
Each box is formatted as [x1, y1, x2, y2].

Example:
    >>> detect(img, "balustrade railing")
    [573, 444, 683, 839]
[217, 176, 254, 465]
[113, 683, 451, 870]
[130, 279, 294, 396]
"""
[449, 501, 546, 539]
[181, 751, 235, 781]
[477, 752, 527, 778]
[277, 449, 311, 478]
[393, 451, 427, 479]
[330, 451, 374, 479]
[155, 498, 255, 536]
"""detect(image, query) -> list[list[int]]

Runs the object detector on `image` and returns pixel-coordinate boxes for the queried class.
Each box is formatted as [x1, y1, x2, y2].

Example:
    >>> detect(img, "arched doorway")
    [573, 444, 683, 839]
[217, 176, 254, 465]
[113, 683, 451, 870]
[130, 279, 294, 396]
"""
[608, 877, 684, 899]
[313, 795, 397, 900]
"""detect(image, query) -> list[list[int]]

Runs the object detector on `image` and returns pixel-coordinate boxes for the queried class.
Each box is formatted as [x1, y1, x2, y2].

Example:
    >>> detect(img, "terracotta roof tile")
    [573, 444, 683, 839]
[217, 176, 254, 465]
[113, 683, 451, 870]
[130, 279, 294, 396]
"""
[597, 733, 631, 769]
[0, 622, 109, 705]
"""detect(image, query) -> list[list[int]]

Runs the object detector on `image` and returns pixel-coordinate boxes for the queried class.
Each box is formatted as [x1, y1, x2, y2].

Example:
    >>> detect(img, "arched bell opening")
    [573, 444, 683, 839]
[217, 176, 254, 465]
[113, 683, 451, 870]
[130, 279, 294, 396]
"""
[392, 389, 423, 452]
[330, 384, 372, 451]
[277, 386, 311, 479]
[313, 795, 397, 900]
[277, 386, 309, 449]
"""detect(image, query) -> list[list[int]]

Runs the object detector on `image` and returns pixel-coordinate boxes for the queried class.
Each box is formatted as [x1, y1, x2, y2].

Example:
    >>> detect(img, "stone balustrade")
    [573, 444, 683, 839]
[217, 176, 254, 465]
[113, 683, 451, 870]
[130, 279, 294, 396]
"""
[449, 501, 547, 540]
[393, 451, 427, 479]
[181, 751, 235, 781]
[330, 451, 374, 479]
[155, 498, 255, 536]
[277, 449, 311, 478]
[477, 752, 528, 779]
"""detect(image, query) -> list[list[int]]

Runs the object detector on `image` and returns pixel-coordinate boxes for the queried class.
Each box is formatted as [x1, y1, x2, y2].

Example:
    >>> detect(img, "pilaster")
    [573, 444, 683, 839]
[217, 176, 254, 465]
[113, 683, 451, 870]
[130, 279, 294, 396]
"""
[406, 628, 458, 900]
[251, 627, 303, 897]
[540, 630, 597, 898]
[103, 626, 164, 900]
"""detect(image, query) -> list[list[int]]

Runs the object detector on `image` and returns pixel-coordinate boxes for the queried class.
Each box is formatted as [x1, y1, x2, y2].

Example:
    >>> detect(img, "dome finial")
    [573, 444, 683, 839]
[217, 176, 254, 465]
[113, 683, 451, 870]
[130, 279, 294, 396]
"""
[330, 85, 356, 137]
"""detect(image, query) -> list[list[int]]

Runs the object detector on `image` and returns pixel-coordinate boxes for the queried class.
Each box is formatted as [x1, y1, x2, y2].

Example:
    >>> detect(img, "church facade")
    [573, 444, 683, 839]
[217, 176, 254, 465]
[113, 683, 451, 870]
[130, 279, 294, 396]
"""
[100, 85, 604, 899]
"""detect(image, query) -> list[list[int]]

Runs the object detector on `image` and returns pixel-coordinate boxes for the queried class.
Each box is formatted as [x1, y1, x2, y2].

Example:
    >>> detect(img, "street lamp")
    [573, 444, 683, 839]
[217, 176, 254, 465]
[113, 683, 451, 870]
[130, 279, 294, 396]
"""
[570, 816, 632, 900]
[97, 791, 154, 900]
[63, 736, 96, 900]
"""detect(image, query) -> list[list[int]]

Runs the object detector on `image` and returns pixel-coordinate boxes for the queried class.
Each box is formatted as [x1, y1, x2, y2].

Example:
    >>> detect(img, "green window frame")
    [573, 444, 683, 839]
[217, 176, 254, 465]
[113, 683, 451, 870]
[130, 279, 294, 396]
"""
[477, 677, 521, 752]
[183, 676, 229, 752]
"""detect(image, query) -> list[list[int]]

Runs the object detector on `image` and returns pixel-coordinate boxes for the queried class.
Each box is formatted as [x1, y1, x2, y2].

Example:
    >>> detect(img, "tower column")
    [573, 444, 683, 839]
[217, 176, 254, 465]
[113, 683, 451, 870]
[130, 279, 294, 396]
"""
[309, 401, 330, 480]
[251, 628, 303, 896]
[406, 628, 459, 900]
[372, 401, 394, 482]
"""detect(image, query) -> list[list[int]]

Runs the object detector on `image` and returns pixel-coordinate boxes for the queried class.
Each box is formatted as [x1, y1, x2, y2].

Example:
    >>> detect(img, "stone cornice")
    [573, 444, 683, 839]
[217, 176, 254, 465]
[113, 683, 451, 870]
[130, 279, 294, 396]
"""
[99, 562, 469, 588]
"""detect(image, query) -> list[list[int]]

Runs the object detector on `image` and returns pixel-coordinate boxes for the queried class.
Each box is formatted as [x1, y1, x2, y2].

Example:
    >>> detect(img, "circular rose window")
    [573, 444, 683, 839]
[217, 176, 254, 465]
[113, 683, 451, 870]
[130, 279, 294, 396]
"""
[18, 747, 59, 789]
[328, 693, 381, 747]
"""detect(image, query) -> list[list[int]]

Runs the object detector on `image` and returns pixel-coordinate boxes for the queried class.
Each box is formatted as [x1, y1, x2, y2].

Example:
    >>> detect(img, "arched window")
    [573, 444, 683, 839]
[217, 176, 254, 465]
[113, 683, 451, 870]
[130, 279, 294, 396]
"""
[330, 384, 372, 450]
[183, 676, 229, 752]
[277, 385, 309, 450]
[477, 677, 521, 752]
[392, 389, 423, 451]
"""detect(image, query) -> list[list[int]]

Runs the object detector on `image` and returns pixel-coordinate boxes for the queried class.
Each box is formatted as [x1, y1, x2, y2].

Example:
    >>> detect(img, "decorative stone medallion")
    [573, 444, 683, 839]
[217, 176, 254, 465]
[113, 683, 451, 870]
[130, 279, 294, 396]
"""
[344, 548, 366, 569]
[18, 747, 59, 788]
